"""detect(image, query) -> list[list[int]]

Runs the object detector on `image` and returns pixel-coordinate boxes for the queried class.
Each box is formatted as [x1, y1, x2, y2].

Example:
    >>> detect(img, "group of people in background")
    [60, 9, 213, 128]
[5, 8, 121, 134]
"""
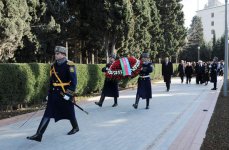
[178, 57, 224, 90]
[95, 55, 225, 112]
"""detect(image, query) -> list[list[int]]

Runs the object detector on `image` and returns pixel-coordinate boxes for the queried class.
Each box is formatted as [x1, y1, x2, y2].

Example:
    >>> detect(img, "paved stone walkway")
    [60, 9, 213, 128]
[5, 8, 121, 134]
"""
[0, 77, 223, 150]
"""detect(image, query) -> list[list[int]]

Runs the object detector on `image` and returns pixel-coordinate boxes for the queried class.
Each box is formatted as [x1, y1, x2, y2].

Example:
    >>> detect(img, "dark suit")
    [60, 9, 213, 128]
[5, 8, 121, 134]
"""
[185, 66, 193, 84]
[210, 62, 218, 89]
[203, 64, 210, 84]
[178, 63, 185, 83]
[162, 61, 173, 91]
[195, 64, 205, 84]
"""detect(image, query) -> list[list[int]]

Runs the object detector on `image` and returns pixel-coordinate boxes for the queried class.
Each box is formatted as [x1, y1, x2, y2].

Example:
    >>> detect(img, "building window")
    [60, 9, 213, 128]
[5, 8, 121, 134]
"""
[211, 21, 214, 26]
[211, 13, 214, 17]
[211, 29, 215, 35]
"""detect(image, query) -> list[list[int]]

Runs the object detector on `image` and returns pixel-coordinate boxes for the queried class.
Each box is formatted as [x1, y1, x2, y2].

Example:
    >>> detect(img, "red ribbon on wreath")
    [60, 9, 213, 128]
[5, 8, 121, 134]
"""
[105, 56, 143, 79]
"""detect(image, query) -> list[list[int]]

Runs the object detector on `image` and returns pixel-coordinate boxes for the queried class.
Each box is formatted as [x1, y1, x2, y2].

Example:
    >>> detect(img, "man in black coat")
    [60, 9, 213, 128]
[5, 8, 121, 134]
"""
[133, 52, 153, 109]
[95, 54, 119, 107]
[178, 60, 185, 83]
[185, 62, 193, 84]
[210, 57, 218, 90]
[196, 60, 205, 84]
[27, 46, 79, 142]
[203, 62, 210, 85]
[162, 57, 173, 91]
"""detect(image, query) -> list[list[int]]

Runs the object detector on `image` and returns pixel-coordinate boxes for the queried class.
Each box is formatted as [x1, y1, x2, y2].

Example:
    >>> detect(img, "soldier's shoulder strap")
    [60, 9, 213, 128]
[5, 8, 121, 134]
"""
[67, 60, 75, 66]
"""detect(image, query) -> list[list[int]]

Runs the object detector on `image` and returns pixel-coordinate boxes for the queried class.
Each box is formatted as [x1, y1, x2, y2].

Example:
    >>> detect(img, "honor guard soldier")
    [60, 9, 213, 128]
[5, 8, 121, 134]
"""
[95, 54, 119, 107]
[210, 57, 218, 90]
[162, 57, 173, 91]
[27, 46, 79, 142]
[133, 52, 153, 109]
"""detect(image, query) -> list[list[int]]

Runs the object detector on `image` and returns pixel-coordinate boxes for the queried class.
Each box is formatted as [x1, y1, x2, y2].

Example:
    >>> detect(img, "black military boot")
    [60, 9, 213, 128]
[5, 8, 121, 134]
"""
[68, 118, 79, 135]
[146, 99, 150, 109]
[112, 97, 118, 107]
[95, 94, 105, 107]
[27, 117, 50, 142]
[132, 95, 140, 109]
[211, 82, 217, 90]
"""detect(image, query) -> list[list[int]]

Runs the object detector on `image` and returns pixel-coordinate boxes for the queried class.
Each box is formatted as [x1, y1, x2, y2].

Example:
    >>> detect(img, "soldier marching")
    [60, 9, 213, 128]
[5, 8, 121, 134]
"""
[27, 46, 79, 142]
[132, 52, 153, 109]
[95, 54, 119, 107]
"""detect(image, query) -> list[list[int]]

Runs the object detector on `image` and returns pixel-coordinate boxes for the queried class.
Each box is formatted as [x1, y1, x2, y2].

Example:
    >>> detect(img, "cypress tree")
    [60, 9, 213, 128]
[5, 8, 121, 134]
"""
[148, 0, 162, 59]
[155, 0, 186, 58]
[0, 0, 31, 62]
[14, 0, 61, 62]
[132, 0, 152, 56]
[179, 16, 204, 61]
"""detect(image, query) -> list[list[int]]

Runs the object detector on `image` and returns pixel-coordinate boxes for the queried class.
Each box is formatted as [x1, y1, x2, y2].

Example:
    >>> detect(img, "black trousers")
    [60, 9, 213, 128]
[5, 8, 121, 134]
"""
[180, 75, 184, 83]
[213, 82, 217, 89]
[186, 77, 191, 83]
[166, 82, 170, 90]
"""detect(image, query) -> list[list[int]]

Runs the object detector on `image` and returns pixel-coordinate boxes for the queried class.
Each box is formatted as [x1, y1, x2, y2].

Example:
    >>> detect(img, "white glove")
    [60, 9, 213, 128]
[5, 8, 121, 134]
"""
[46, 96, 48, 101]
[63, 95, 70, 101]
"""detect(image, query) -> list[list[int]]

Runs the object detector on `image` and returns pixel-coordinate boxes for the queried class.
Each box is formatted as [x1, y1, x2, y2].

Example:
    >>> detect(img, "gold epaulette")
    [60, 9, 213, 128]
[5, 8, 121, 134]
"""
[67, 60, 75, 66]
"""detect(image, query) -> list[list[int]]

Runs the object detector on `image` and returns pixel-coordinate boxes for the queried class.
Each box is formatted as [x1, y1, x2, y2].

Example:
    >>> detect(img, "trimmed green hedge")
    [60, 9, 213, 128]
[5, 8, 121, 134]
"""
[0, 64, 50, 107]
[0, 63, 178, 108]
[76, 64, 105, 94]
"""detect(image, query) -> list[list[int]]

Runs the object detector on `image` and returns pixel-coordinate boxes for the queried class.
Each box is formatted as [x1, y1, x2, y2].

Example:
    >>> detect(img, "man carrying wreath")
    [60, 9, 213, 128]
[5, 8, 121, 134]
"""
[95, 54, 119, 107]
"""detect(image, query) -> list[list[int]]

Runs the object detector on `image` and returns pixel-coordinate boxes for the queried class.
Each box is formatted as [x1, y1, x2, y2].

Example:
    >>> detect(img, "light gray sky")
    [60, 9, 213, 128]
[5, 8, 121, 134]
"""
[181, 0, 225, 28]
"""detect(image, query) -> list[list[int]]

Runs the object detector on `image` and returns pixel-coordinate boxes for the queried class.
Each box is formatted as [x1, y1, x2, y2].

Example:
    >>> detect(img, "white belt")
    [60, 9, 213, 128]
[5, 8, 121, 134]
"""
[139, 75, 150, 78]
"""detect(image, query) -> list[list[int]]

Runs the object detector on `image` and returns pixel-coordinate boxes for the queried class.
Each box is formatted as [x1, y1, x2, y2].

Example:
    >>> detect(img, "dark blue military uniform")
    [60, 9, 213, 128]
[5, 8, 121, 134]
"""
[95, 62, 119, 107]
[101, 64, 119, 98]
[137, 62, 153, 99]
[44, 60, 77, 122]
[27, 46, 79, 142]
[133, 60, 153, 110]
